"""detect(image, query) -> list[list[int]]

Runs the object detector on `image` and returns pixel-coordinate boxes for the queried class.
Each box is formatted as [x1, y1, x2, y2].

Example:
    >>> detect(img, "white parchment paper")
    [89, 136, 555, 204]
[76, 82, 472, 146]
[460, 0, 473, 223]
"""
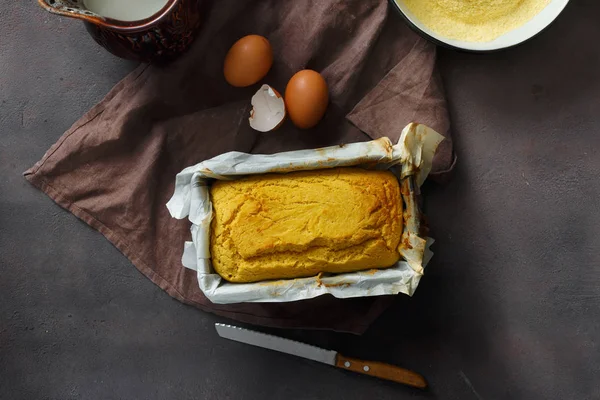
[167, 123, 444, 304]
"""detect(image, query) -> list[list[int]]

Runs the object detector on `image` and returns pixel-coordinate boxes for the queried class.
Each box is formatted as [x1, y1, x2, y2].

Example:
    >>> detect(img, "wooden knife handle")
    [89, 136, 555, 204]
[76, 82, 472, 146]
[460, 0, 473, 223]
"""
[335, 354, 427, 389]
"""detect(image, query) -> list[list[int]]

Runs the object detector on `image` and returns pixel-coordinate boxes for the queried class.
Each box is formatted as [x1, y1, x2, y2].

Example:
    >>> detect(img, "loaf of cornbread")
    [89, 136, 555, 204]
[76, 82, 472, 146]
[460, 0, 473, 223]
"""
[209, 168, 403, 283]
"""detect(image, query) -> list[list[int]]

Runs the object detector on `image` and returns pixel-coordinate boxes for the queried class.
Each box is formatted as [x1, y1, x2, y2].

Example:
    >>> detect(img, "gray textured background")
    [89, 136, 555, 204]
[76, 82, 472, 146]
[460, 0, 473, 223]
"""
[1, 1, 599, 399]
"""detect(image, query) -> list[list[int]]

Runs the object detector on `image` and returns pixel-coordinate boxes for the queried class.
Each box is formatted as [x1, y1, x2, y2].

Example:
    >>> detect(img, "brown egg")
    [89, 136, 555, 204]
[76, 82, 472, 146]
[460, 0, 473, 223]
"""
[284, 70, 329, 129]
[223, 35, 273, 87]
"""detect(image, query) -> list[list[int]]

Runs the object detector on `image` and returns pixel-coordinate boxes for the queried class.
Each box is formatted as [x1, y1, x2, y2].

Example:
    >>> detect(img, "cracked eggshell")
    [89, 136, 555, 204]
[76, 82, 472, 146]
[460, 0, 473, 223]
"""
[249, 84, 286, 133]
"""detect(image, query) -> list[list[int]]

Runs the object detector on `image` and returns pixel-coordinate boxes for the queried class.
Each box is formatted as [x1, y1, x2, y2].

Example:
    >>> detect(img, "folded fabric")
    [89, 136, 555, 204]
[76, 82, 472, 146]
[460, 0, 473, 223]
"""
[25, 0, 454, 334]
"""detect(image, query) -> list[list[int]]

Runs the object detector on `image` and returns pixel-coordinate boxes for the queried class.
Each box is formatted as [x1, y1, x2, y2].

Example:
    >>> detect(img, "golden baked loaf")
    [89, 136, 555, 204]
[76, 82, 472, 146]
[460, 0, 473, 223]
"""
[209, 167, 403, 283]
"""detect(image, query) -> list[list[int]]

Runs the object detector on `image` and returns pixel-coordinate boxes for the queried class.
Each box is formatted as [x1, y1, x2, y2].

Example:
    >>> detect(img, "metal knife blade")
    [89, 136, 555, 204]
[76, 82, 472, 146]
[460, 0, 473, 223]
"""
[215, 323, 427, 389]
[215, 323, 337, 365]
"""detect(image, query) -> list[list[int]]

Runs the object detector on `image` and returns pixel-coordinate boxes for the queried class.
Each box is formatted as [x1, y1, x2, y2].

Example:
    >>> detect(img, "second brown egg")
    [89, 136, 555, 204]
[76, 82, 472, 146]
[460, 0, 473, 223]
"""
[284, 70, 329, 129]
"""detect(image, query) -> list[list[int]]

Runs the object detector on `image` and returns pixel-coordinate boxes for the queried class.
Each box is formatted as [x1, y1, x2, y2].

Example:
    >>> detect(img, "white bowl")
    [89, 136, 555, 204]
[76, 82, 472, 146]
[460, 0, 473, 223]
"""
[391, 0, 570, 52]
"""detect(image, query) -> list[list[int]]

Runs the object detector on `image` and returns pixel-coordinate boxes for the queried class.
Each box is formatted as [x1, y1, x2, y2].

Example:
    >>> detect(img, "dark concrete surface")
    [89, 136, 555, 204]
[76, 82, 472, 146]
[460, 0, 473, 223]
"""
[1, 1, 599, 399]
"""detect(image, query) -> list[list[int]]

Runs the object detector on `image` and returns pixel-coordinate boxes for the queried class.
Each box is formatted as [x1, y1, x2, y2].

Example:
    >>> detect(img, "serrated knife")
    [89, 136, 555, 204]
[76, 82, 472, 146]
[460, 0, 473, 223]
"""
[215, 323, 427, 389]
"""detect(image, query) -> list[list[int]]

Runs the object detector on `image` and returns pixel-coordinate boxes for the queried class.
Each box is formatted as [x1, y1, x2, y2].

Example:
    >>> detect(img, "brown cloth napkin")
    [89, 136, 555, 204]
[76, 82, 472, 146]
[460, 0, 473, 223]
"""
[25, 0, 454, 334]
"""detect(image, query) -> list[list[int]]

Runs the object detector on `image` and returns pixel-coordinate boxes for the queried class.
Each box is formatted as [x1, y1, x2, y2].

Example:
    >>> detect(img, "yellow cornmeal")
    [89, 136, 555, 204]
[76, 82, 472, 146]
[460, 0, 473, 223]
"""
[402, 0, 552, 42]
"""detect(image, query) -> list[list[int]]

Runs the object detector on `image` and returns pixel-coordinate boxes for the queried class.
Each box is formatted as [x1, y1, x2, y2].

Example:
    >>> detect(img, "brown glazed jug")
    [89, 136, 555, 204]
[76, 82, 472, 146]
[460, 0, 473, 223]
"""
[37, 0, 204, 63]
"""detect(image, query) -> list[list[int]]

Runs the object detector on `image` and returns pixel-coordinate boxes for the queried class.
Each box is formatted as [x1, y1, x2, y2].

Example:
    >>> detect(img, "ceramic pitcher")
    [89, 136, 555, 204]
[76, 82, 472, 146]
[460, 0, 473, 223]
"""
[37, 0, 205, 62]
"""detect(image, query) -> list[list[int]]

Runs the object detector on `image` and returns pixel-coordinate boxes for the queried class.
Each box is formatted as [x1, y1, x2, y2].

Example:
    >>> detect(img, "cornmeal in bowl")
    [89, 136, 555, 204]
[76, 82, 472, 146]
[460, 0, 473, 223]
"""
[402, 0, 552, 42]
